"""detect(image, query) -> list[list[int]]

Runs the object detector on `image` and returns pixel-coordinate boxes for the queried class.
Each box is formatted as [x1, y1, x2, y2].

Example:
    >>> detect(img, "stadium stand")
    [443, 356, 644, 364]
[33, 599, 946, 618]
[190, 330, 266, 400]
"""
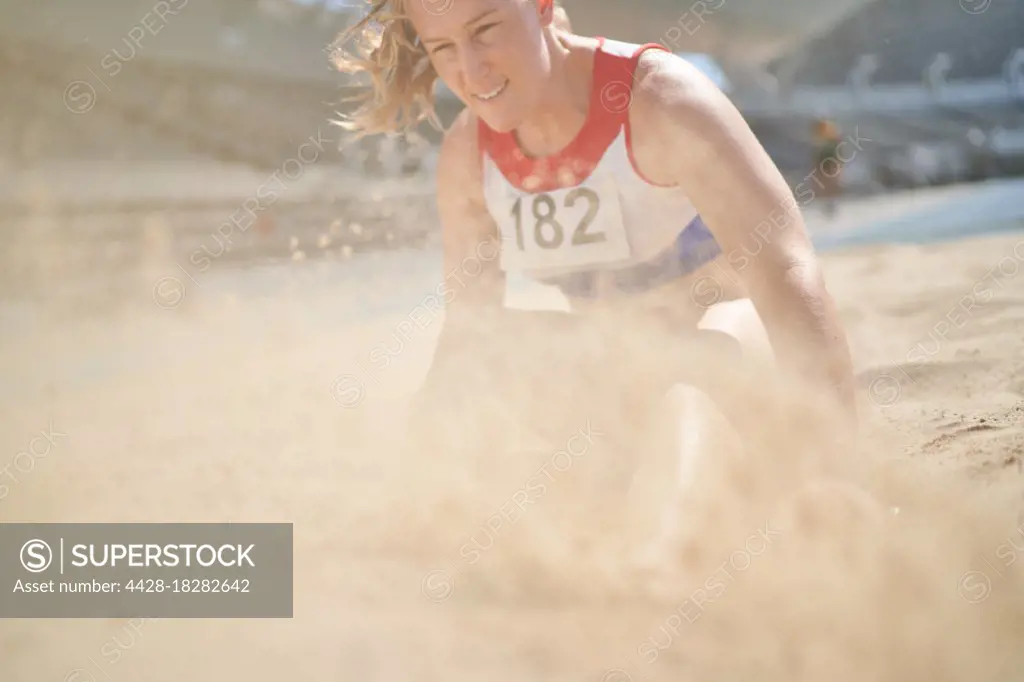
[745, 0, 1024, 191]
[3, 0, 1020, 214]
[772, 0, 1024, 87]
[0, 42, 210, 165]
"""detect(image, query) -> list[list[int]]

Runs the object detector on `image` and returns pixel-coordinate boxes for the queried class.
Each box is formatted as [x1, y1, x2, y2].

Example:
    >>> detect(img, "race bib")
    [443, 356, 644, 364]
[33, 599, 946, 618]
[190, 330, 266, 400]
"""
[496, 174, 631, 272]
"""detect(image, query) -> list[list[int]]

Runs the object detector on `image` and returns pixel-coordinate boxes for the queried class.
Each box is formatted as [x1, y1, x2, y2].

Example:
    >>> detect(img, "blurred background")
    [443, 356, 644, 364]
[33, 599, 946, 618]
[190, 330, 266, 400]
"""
[0, 0, 1022, 309]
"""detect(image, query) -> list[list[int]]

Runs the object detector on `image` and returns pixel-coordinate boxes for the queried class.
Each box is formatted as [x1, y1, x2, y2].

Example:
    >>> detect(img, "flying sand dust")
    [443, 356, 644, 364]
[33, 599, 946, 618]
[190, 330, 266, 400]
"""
[0, 214, 1023, 682]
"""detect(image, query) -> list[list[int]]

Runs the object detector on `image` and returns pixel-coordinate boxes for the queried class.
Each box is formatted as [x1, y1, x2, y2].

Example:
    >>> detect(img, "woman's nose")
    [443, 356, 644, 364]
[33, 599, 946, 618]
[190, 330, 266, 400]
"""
[459, 44, 492, 91]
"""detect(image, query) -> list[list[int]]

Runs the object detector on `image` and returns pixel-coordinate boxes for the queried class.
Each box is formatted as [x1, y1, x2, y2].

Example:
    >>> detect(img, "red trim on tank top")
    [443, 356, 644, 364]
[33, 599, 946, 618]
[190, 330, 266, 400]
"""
[477, 38, 670, 192]
[624, 43, 674, 188]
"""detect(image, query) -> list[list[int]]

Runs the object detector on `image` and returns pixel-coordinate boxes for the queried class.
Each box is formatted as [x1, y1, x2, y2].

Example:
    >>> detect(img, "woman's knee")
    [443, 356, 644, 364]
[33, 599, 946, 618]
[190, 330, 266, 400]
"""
[697, 298, 774, 368]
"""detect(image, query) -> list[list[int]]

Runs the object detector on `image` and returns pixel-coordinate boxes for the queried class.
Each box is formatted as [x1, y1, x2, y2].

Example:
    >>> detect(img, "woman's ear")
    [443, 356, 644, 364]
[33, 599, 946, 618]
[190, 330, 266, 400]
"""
[536, 0, 554, 26]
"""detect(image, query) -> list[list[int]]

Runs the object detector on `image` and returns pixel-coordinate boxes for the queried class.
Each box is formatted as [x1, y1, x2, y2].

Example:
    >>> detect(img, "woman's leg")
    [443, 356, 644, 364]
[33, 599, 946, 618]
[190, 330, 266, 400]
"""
[630, 298, 887, 561]
[627, 298, 772, 552]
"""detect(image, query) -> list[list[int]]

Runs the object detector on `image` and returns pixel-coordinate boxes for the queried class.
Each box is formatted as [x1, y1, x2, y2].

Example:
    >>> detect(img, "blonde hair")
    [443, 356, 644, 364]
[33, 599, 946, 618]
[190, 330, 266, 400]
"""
[331, 0, 563, 138]
[331, 0, 440, 138]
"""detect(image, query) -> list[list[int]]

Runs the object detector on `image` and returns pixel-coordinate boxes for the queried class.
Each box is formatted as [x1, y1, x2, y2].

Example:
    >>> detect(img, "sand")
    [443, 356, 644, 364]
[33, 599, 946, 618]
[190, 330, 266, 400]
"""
[1, 228, 1023, 681]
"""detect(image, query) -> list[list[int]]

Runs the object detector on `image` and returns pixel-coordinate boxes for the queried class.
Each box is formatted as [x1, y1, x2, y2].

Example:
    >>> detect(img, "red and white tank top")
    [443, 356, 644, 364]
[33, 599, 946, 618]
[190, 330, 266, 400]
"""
[478, 38, 722, 299]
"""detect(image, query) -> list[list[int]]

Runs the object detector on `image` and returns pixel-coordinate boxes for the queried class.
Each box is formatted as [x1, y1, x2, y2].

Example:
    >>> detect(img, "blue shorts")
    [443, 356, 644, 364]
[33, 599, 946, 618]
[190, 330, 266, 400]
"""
[538, 215, 722, 298]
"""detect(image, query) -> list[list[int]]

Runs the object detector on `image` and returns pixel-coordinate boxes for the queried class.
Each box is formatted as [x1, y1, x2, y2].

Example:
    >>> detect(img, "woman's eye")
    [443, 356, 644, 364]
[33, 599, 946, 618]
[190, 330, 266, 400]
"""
[475, 23, 499, 37]
[431, 44, 453, 55]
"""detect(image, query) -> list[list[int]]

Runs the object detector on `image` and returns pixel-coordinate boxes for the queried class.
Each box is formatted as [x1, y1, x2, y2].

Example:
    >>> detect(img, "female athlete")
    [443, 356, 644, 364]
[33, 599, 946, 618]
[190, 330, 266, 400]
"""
[334, 0, 858, 517]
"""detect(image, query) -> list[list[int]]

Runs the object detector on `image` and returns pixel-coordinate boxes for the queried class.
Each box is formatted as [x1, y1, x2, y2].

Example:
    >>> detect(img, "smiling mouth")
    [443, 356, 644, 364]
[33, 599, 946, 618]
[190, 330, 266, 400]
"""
[472, 79, 509, 102]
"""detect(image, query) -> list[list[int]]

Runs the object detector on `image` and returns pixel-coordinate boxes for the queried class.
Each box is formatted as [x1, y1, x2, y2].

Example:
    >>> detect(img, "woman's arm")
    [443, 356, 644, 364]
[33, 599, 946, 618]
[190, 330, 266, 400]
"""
[631, 53, 857, 421]
[418, 109, 507, 396]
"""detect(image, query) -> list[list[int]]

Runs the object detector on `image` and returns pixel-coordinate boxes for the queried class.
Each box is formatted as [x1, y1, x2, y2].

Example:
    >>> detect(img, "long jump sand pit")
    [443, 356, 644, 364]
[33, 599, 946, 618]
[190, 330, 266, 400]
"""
[1, 230, 1023, 681]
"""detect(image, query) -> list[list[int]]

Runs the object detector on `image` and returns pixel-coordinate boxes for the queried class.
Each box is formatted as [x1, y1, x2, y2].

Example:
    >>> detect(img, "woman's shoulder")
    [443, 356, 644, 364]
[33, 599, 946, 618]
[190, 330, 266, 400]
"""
[629, 49, 724, 115]
[627, 49, 747, 156]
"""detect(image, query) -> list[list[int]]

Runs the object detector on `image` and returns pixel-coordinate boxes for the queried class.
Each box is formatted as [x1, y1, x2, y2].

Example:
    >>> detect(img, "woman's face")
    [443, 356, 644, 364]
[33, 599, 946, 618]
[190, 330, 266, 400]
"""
[406, 0, 554, 132]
